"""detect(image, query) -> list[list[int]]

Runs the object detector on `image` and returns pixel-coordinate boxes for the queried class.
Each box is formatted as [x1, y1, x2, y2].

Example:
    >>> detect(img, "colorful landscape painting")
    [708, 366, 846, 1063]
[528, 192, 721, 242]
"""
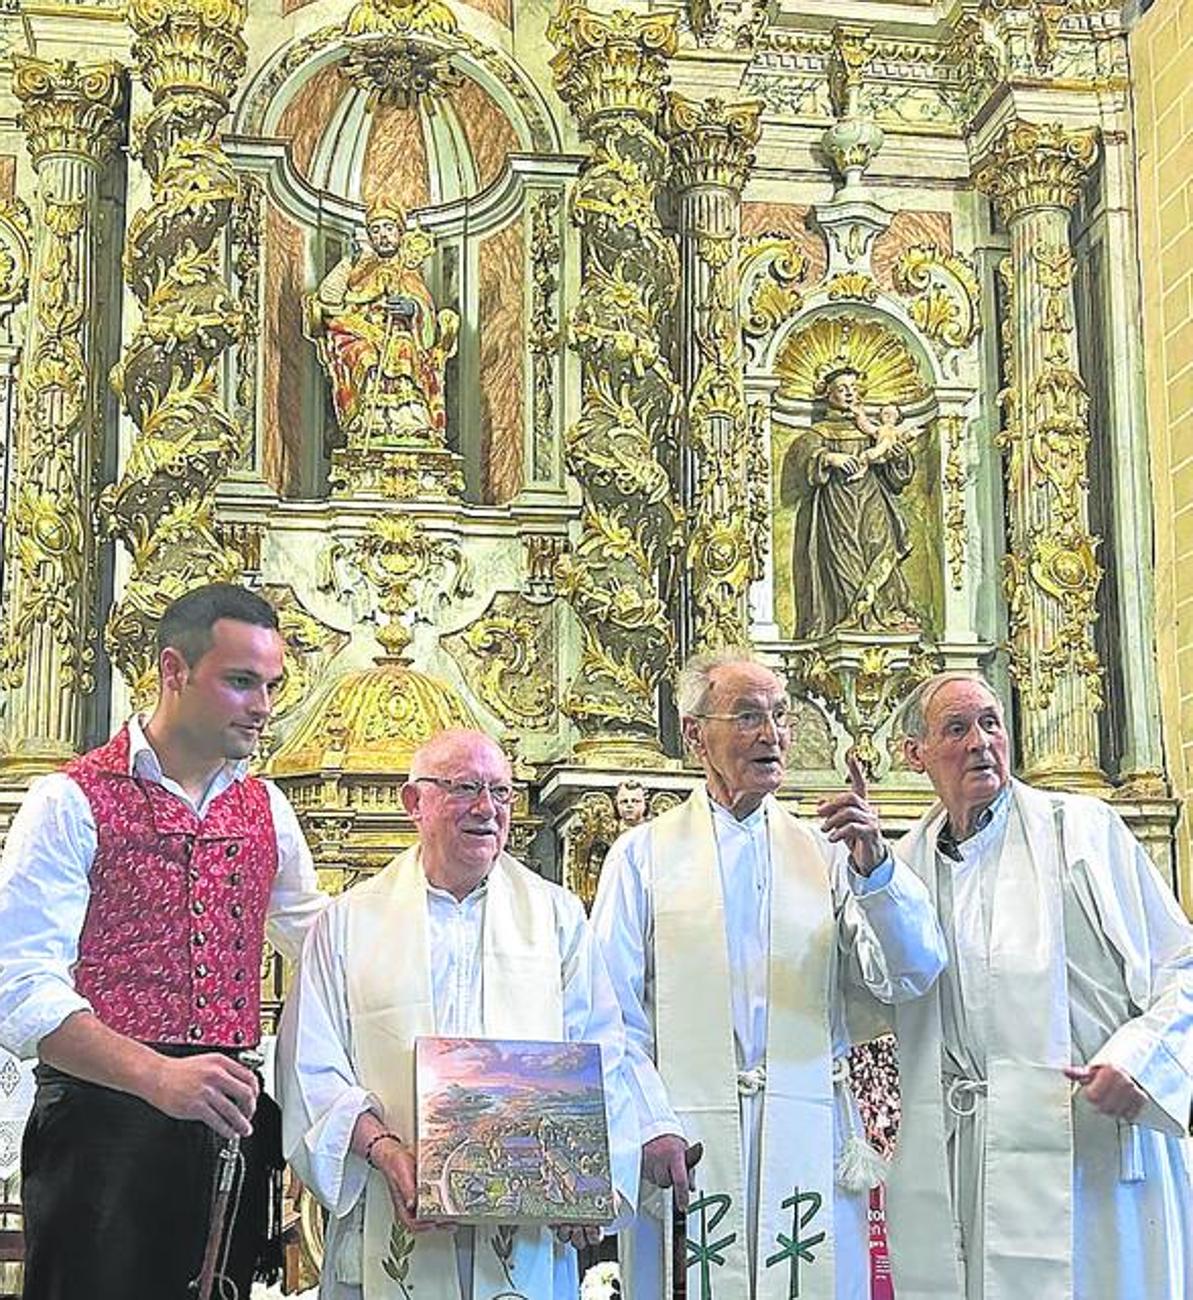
[415, 1036, 613, 1225]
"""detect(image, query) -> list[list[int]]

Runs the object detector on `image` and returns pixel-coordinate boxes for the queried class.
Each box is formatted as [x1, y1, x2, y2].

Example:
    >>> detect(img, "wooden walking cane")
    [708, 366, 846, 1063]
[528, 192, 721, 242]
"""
[190, 1050, 265, 1300]
[672, 1141, 703, 1300]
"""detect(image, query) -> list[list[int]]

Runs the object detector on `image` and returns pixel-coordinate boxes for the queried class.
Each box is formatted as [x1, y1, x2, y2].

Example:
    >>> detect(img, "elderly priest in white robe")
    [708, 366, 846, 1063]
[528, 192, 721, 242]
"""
[276, 729, 639, 1300]
[591, 650, 948, 1300]
[885, 671, 1193, 1300]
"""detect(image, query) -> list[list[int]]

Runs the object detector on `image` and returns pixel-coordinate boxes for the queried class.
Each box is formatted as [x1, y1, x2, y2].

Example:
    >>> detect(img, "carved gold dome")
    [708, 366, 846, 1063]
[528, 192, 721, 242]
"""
[267, 660, 479, 777]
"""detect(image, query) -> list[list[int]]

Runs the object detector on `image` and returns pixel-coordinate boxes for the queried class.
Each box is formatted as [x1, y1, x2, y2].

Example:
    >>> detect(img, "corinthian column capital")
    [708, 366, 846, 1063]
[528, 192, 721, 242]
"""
[12, 57, 125, 169]
[548, 2, 677, 131]
[665, 93, 762, 195]
[972, 119, 1099, 223]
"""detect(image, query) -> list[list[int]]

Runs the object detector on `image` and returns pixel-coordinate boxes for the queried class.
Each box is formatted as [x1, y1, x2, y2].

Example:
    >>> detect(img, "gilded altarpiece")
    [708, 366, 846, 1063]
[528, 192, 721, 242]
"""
[0, 0, 1179, 975]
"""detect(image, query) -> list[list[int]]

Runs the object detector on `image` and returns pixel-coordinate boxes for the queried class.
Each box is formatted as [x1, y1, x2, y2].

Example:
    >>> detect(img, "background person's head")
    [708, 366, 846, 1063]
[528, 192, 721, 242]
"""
[614, 780, 647, 827]
[678, 649, 791, 818]
[402, 729, 514, 897]
[152, 583, 284, 765]
[901, 672, 1011, 837]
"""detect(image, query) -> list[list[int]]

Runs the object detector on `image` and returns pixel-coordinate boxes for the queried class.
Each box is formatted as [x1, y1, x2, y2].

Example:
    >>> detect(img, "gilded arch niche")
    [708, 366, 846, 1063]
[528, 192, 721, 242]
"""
[228, 10, 564, 503]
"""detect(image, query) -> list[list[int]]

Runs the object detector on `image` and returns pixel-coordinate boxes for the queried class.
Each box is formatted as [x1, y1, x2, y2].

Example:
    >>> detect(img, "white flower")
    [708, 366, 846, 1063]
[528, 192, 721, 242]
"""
[579, 1260, 621, 1299]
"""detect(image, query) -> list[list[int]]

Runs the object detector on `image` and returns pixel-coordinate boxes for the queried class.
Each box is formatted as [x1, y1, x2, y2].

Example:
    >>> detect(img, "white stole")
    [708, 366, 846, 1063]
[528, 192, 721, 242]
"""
[345, 847, 563, 1300]
[889, 781, 1073, 1300]
[651, 789, 837, 1300]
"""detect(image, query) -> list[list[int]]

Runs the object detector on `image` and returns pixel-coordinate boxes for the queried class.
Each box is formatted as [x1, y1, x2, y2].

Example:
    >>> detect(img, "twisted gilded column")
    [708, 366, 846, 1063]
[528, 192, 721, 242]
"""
[974, 120, 1108, 789]
[548, 4, 682, 763]
[0, 58, 124, 777]
[666, 94, 760, 653]
[103, 0, 248, 701]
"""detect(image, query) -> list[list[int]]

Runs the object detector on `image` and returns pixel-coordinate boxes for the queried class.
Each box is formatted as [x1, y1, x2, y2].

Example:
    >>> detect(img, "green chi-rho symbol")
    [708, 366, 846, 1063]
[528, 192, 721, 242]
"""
[765, 1187, 826, 1299]
[685, 1191, 737, 1297]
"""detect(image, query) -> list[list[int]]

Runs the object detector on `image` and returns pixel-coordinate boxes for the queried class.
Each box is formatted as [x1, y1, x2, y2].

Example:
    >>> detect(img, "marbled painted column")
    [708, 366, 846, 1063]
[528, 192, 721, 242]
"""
[548, 3, 682, 764]
[974, 120, 1109, 790]
[0, 59, 124, 777]
[665, 94, 760, 654]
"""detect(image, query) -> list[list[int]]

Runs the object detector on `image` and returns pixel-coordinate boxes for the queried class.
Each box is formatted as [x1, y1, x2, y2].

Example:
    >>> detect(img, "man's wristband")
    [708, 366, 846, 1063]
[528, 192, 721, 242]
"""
[364, 1131, 403, 1167]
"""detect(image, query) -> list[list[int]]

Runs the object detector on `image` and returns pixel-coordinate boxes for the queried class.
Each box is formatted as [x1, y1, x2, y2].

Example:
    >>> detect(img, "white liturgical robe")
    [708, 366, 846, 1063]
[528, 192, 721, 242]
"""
[591, 788, 947, 1300]
[887, 780, 1193, 1300]
[276, 851, 639, 1300]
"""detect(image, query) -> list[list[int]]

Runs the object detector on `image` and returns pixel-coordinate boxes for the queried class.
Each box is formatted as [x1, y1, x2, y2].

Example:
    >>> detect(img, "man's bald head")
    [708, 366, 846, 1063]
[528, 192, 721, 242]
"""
[408, 729, 511, 783]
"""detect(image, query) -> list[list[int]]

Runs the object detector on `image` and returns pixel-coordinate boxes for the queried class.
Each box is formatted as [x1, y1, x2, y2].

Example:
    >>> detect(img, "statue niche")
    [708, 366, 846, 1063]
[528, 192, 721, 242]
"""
[783, 362, 920, 638]
[305, 195, 461, 497]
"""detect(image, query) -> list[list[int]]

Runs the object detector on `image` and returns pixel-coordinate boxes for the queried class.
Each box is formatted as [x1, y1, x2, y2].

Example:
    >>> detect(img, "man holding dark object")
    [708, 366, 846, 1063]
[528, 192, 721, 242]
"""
[0, 583, 327, 1300]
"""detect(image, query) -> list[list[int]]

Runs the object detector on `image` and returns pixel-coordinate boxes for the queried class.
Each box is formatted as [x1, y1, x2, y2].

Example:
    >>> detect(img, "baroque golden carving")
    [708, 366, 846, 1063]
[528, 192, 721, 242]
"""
[667, 94, 760, 653]
[0, 197, 32, 340]
[549, 3, 683, 760]
[786, 636, 940, 777]
[1, 62, 124, 698]
[892, 244, 981, 351]
[741, 236, 810, 356]
[442, 591, 557, 731]
[230, 176, 263, 457]
[972, 120, 1099, 224]
[825, 271, 878, 302]
[528, 191, 563, 481]
[349, 514, 464, 659]
[102, 0, 249, 701]
[775, 315, 926, 405]
[939, 414, 967, 591]
[11, 57, 124, 164]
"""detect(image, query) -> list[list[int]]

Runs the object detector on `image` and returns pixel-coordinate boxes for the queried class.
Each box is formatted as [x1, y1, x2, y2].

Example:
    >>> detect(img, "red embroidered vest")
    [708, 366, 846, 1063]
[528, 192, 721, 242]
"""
[64, 727, 277, 1049]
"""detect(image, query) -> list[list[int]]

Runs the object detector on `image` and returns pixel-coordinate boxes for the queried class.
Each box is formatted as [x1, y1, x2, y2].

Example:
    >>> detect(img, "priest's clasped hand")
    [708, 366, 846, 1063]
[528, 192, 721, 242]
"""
[1064, 1063, 1147, 1121]
[372, 1136, 444, 1234]
[817, 753, 888, 876]
[641, 1134, 704, 1211]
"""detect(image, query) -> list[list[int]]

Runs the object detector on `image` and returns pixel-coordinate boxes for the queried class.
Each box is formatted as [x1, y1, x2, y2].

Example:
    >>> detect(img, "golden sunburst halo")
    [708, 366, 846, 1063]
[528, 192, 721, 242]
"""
[775, 314, 929, 404]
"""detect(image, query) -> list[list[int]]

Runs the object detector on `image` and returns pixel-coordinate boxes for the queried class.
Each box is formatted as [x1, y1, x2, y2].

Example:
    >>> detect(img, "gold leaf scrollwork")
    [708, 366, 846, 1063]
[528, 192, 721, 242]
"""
[891, 244, 981, 351]
[563, 791, 619, 911]
[443, 592, 557, 731]
[529, 191, 563, 480]
[939, 415, 967, 591]
[102, 0, 250, 701]
[350, 514, 464, 659]
[550, 4, 683, 757]
[0, 197, 32, 337]
[741, 236, 809, 353]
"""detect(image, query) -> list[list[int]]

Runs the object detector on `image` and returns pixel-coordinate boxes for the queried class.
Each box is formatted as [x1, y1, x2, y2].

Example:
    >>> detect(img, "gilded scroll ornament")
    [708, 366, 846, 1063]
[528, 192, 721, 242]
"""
[0, 198, 32, 338]
[102, 0, 249, 701]
[549, 3, 683, 759]
[350, 514, 464, 659]
[741, 236, 810, 358]
[787, 638, 940, 777]
[825, 271, 878, 302]
[891, 244, 981, 351]
[442, 591, 557, 731]
[345, 0, 458, 38]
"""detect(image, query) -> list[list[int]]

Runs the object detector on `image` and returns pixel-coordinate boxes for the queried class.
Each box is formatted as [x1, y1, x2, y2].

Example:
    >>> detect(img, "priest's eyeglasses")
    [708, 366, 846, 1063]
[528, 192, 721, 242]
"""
[694, 704, 792, 734]
[410, 776, 517, 806]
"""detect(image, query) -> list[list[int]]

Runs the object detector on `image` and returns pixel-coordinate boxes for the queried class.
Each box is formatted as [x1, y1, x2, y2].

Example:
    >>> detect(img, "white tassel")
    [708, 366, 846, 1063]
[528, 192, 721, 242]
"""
[835, 1134, 890, 1193]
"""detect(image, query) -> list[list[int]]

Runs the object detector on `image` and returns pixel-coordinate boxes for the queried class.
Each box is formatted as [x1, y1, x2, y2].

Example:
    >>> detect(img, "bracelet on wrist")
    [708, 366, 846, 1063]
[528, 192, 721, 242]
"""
[364, 1130, 403, 1167]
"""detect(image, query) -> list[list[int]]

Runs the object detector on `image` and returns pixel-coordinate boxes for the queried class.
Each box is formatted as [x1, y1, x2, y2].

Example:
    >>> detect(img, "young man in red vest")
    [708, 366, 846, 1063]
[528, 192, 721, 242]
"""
[0, 583, 327, 1300]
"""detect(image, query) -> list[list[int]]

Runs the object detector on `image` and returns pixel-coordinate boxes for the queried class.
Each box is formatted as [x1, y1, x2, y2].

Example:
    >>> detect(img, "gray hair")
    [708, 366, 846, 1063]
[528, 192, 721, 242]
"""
[899, 671, 1002, 740]
[675, 648, 781, 718]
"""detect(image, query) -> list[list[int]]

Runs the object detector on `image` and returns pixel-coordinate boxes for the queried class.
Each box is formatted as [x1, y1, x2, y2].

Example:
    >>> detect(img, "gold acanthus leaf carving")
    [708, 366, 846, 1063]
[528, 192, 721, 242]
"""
[443, 593, 558, 731]
[741, 236, 810, 348]
[825, 271, 879, 302]
[892, 244, 981, 351]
